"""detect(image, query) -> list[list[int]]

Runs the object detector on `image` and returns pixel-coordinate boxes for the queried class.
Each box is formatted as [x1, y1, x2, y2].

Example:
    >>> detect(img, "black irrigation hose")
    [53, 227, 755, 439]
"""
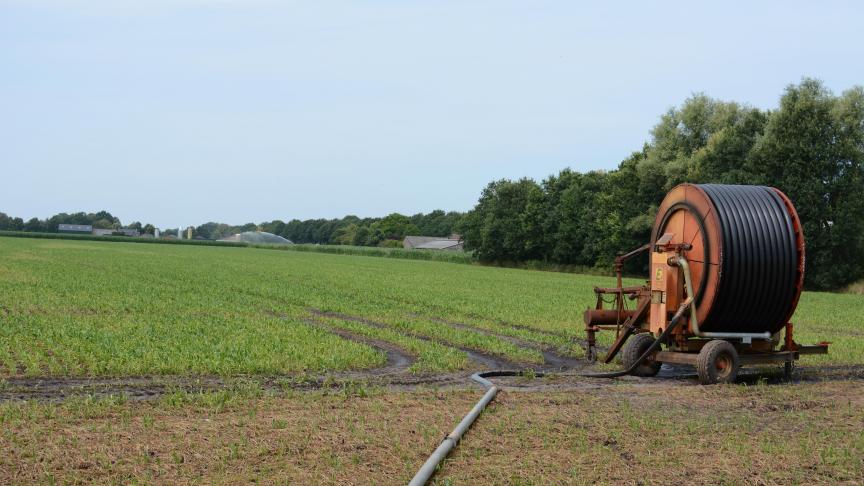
[698, 185, 799, 334]
[580, 302, 688, 379]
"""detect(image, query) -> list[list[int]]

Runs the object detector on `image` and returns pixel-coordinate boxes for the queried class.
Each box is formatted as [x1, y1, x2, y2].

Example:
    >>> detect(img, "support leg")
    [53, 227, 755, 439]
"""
[783, 360, 793, 379]
[585, 326, 597, 362]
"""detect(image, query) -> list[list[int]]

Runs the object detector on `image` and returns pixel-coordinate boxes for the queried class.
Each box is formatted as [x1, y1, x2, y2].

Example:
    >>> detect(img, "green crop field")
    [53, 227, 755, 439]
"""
[0, 236, 862, 378]
[1, 236, 864, 484]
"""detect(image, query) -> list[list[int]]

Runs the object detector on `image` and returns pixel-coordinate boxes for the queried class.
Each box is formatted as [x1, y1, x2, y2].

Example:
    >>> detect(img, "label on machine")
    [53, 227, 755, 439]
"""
[650, 251, 681, 335]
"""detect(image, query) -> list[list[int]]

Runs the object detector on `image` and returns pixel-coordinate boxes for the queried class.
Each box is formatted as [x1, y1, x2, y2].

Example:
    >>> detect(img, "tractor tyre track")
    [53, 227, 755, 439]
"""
[307, 309, 520, 370]
[299, 317, 413, 376]
[0, 376, 243, 402]
[419, 316, 584, 371]
[2, 364, 862, 403]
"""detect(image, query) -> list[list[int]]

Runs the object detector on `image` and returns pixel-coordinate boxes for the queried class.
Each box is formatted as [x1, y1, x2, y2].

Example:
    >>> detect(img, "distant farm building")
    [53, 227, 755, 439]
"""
[57, 224, 93, 234]
[92, 228, 140, 237]
[58, 224, 141, 237]
[403, 235, 463, 251]
[219, 231, 293, 245]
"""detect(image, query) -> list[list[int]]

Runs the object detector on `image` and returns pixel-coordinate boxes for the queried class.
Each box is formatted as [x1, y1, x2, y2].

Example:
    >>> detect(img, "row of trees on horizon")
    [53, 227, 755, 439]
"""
[196, 210, 464, 247]
[0, 209, 465, 247]
[2, 79, 861, 290]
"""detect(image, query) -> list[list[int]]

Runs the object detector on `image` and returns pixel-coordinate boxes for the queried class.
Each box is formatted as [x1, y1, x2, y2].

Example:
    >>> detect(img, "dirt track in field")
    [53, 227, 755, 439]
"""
[299, 317, 414, 375]
[3, 364, 862, 403]
[420, 315, 584, 369]
[306, 309, 526, 370]
[2, 309, 863, 402]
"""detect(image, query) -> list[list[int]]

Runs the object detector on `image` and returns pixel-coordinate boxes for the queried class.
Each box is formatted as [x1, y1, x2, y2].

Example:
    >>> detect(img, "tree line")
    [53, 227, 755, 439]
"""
[0, 210, 158, 236]
[458, 79, 864, 290]
[0, 209, 463, 247]
[3, 79, 861, 289]
[194, 210, 464, 247]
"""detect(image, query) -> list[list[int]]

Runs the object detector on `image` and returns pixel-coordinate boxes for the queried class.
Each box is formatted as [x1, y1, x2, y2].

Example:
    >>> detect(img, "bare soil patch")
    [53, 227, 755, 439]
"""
[2, 381, 862, 485]
[433, 381, 864, 485]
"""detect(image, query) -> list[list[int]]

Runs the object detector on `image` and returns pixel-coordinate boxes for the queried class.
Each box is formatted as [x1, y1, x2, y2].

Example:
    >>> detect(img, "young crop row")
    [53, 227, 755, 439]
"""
[0, 236, 860, 378]
[0, 312, 385, 377]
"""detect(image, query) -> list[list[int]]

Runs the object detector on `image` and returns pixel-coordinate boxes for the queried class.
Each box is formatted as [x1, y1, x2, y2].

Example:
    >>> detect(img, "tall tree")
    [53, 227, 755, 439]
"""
[752, 79, 864, 289]
[459, 178, 544, 261]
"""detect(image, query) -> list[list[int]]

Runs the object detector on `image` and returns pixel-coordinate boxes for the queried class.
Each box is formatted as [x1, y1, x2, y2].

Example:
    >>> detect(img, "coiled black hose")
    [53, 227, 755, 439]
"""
[698, 185, 799, 334]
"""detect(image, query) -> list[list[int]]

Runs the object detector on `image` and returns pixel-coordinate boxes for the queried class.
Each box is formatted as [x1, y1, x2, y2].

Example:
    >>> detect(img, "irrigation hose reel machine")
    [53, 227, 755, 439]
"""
[583, 184, 829, 385]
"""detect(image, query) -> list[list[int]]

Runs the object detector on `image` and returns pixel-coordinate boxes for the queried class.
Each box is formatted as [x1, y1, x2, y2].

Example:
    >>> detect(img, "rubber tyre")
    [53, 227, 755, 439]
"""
[621, 333, 661, 377]
[696, 340, 740, 385]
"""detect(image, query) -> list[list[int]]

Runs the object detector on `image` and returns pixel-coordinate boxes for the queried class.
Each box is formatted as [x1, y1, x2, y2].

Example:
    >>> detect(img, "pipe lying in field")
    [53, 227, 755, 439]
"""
[408, 370, 543, 486]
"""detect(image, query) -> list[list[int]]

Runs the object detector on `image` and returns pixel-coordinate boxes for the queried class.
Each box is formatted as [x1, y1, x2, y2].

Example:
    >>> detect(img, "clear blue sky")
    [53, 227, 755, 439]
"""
[2, 1, 862, 229]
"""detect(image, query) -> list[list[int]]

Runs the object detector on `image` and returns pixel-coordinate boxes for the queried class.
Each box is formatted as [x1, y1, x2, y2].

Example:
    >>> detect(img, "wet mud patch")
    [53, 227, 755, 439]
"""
[2, 363, 862, 404]
[1, 376, 243, 402]
[0, 373, 469, 403]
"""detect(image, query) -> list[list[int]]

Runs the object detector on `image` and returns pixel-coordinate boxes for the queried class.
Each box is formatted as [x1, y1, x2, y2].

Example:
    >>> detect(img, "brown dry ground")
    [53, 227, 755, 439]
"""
[1, 378, 862, 485]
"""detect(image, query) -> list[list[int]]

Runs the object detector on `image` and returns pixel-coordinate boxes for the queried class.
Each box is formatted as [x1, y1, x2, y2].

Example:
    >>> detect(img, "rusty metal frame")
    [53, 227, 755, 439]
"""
[583, 244, 653, 362]
[602, 296, 650, 364]
[614, 243, 650, 290]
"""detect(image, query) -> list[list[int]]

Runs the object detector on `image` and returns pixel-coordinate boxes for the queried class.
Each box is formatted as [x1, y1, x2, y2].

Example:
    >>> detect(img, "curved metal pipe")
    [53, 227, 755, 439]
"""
[408, 370, 543, 486]
[670, 255, 770, 341]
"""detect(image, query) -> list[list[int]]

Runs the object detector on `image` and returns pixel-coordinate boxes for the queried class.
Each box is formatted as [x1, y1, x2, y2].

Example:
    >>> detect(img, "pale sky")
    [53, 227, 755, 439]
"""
[2, 1, 862, 228]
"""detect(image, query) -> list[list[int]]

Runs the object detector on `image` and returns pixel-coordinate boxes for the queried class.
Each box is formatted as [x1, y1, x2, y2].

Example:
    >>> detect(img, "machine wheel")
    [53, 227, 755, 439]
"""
[621, 333, 661, 377]
[696, 340, 740, 385]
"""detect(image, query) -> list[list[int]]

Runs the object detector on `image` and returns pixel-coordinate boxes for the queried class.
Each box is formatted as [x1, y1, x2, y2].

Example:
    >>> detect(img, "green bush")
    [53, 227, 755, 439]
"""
[377, 239, 403, 248]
